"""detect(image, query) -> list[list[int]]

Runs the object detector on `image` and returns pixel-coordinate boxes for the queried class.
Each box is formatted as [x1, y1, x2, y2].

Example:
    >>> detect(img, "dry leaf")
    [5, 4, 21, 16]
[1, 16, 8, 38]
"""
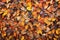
[2, 10, 8, 17]
[56, 28, 60, 35]
[37, 29, 42, 34]
[27, 2, 32, 11]
[21, 36, 24, 40]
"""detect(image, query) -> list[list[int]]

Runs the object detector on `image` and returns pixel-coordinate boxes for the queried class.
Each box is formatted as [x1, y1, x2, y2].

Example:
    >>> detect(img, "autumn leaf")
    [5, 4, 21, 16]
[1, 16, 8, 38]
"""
[32, 11, 37, 19]
[38, 15, 41, 20]
[20, 21, 24, 27]
[2, 31, 6, 37]
[53, 38, 57, 40]
[9, 36, 13, 39]
[56, 28, 60, 35]
[44, 17, 51, 26]
[2, 0, 6, 2]
[37, 29, 42, 34]
[25, 25, 28, 30]
[27, 2, 32, 11]
[51, 18, 56, 21]
[14, 32, 17, 37]
[21, 36, 24, 40]
[6, 0, 10, 3]
[2, 10, 8, 17]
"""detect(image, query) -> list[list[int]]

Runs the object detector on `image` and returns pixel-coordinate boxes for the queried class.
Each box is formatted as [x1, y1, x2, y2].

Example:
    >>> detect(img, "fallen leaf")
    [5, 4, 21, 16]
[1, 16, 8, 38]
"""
[21, 36, 24, 40]
[2, 10, 8, 17]
[27, 2, 32, 11]
[37, 29, 42, 34]
[56, 28, 60, 35]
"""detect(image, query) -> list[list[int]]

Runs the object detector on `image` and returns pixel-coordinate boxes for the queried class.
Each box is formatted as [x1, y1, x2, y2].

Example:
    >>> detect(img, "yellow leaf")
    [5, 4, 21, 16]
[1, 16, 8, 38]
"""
[0, 11, 3, 14]
[9, 36, 12, 39]
[25, 25, 28, 30]
[37, 29, 42, 34]
[56, 28, 60, 35]
[21, 18, 25, 22]
[27, 2, 32, 7]
[44, 18, 51, 26]
[32, 11, 37, 19]
[27, 7, 32, 11]
[53, 38, 57, 40]
[48, 31, 52, 34]
[51, 29, 55, 34]
[6, 0, 10, 3]
[38, 15, 41, 20]
[20, 22, 24, 26]
[48, 18, 52, 21]
[21, 36, 24, 40]
[2, 10, 8, 17]
[51, 18, 56, 21]
[2, 33, 6, 37]
[27, 2, 32, 11]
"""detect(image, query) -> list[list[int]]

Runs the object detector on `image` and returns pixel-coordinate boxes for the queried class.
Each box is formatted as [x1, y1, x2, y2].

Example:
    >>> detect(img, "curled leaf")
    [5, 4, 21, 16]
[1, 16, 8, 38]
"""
[27, 2, 32, 11]
[56, 28, 60, 35]
[53, 38, 57, 40]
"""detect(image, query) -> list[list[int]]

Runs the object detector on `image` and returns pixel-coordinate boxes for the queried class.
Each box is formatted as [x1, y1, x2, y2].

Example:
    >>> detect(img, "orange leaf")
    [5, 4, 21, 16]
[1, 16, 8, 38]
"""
[2, 0, 6, 2]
